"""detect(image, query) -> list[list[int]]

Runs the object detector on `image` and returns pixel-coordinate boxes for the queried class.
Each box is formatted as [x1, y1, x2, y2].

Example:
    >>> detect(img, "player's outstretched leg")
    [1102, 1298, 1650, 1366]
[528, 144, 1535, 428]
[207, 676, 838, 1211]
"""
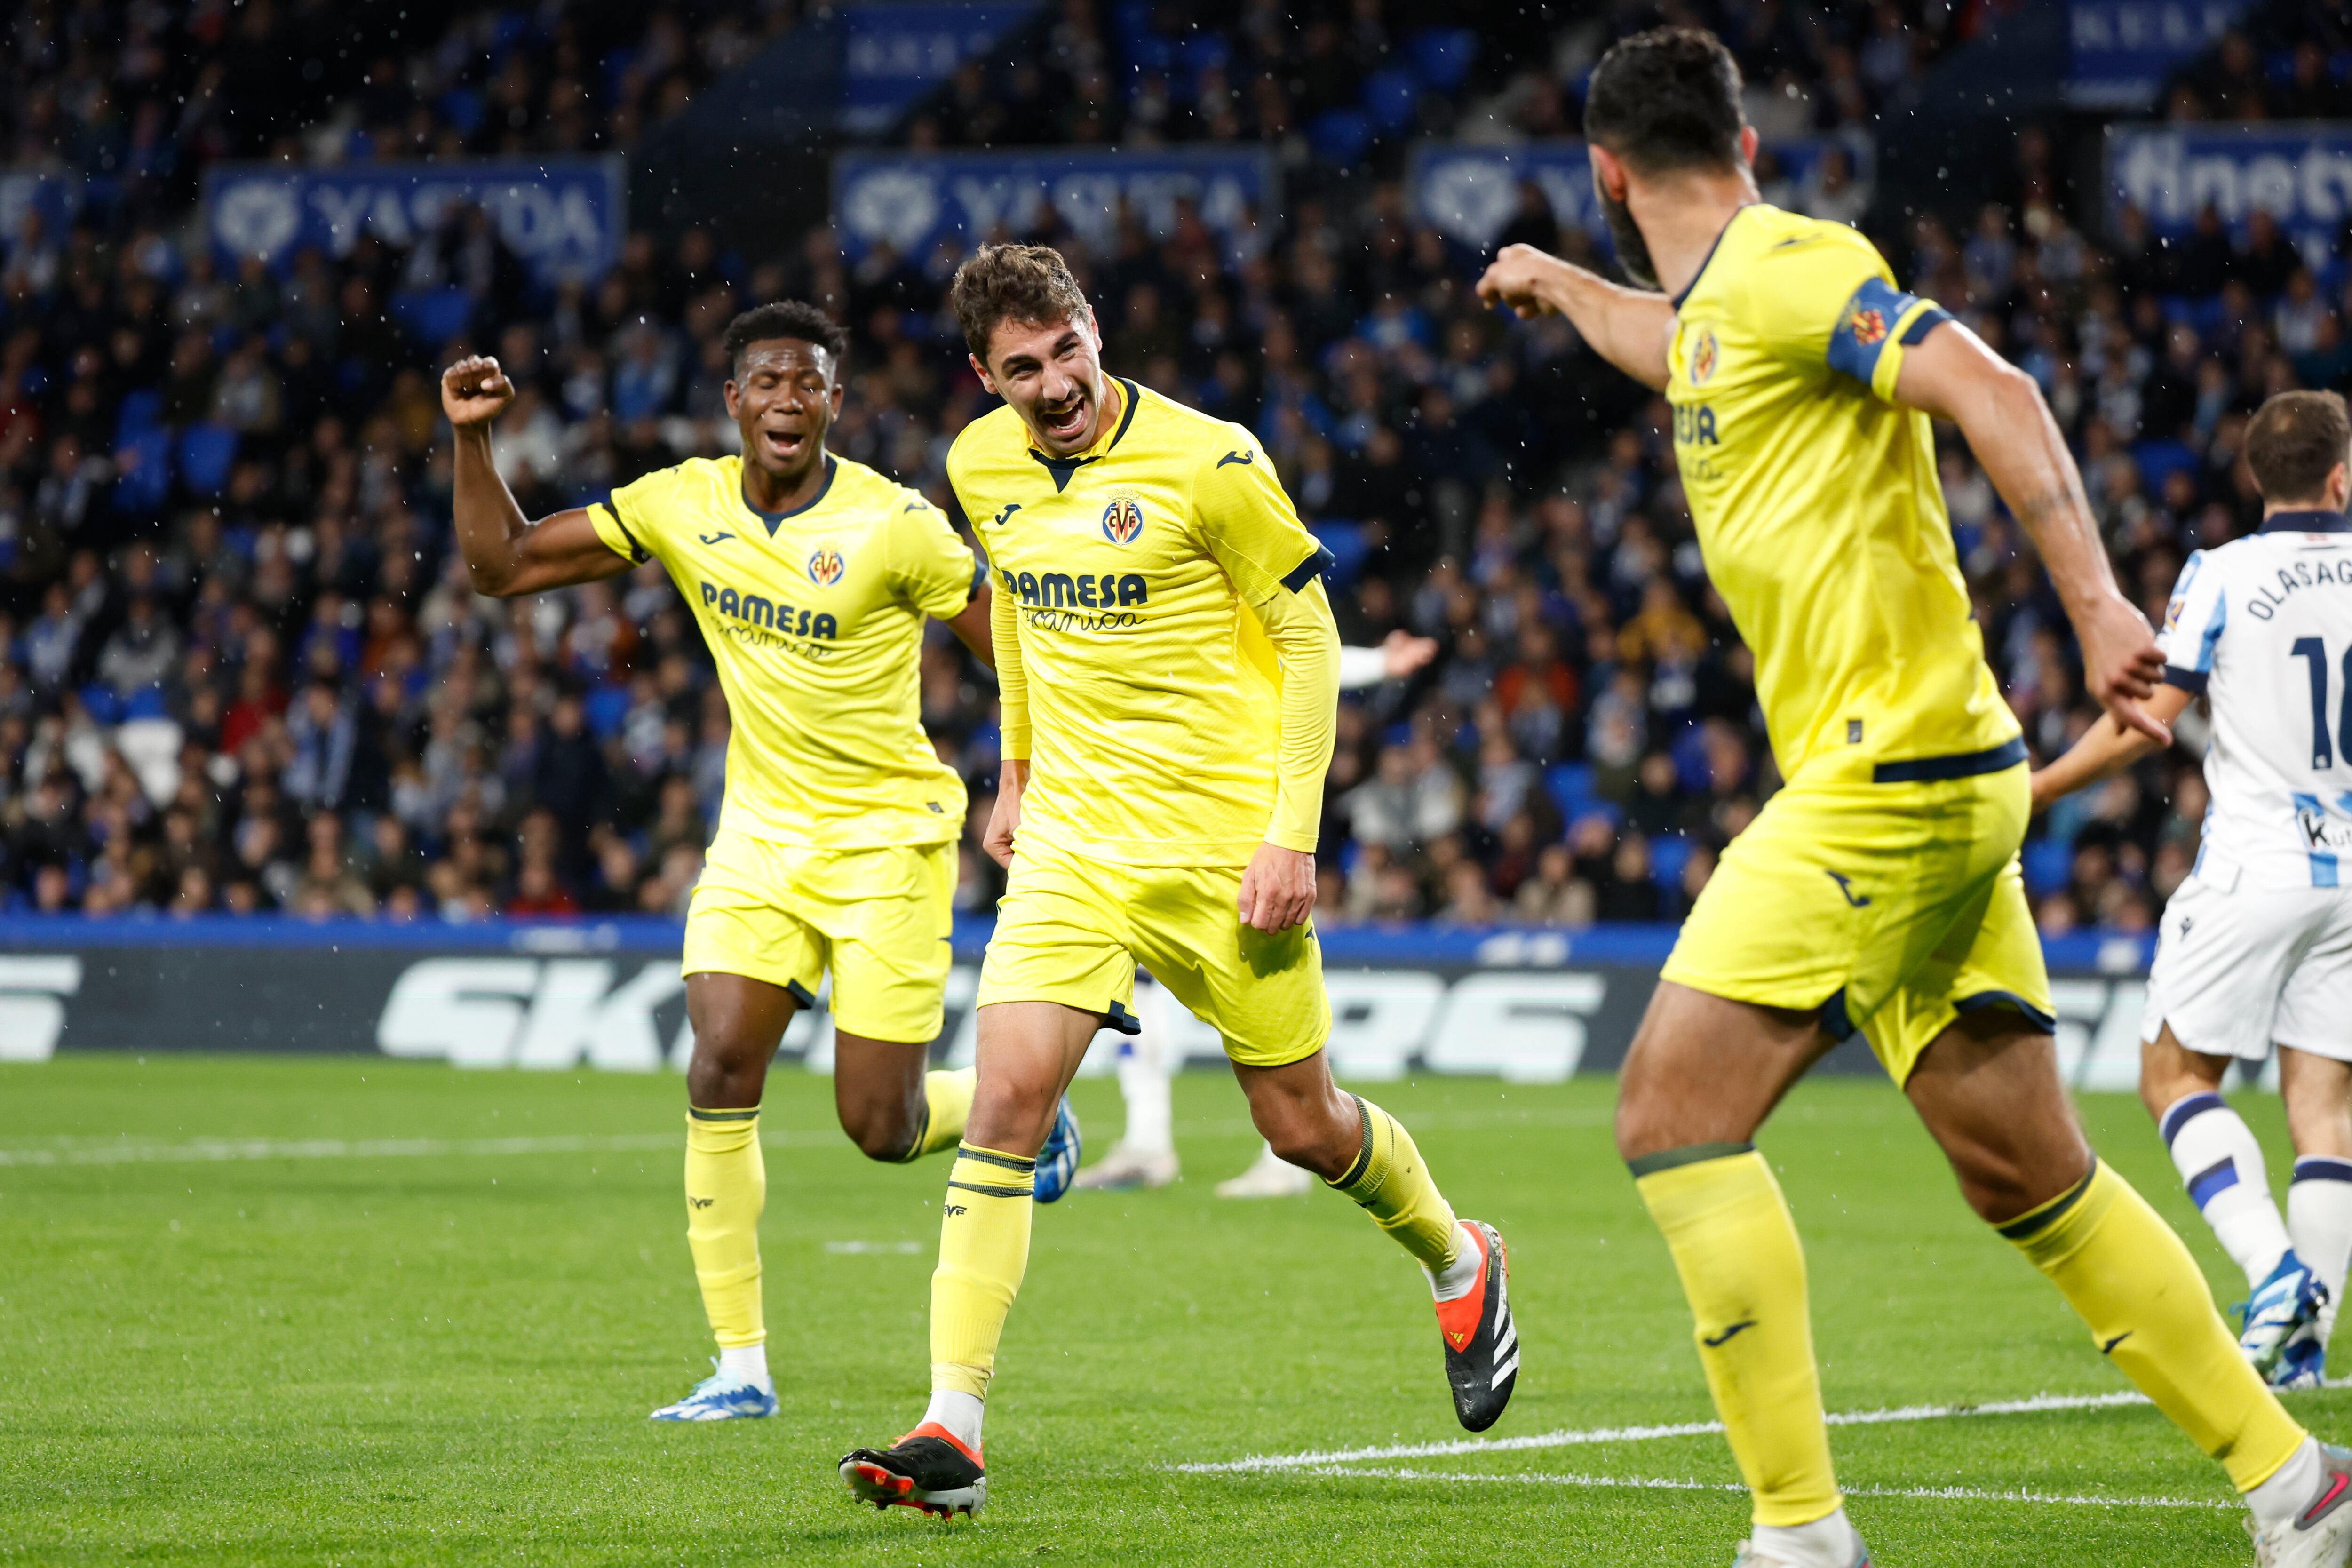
[656, 973, 795, 1421]
[1617, 985, 1866, 1568]
[841, 1002, 1097, 1513]
[2284, 1046, 2352, 1385]
[1236, 1051, 1517, 1431]
[1914, 1014, 2337, 1558]
[2144, 1026, 2328, 1385]
[833, 1030, 977, 1166]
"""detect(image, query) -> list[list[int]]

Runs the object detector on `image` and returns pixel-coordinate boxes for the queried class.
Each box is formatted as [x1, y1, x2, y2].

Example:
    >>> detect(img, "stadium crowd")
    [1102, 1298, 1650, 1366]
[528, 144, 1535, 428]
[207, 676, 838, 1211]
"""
[0, 0, 2345, 937]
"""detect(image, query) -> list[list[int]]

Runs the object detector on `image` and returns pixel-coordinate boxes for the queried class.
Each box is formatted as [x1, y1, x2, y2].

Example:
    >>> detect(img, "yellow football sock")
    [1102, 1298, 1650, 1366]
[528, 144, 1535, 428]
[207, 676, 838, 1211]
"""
[1635, 1143, 1841, 1529]
[684, 1107, 765, 1348]
[1326, 1094, 1462, 1274]
[2001, 1157, 2307, 1492]
[900, 1068, 977, 1162]
[930, 1144, 1035, 1398]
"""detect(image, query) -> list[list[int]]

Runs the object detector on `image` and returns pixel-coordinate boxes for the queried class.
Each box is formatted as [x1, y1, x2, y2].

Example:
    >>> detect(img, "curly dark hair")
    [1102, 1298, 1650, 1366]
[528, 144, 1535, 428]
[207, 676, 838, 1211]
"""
[948, 243, 1093, 367]
[1584, 26, 1747, 175]
[722, 301, 848, 377]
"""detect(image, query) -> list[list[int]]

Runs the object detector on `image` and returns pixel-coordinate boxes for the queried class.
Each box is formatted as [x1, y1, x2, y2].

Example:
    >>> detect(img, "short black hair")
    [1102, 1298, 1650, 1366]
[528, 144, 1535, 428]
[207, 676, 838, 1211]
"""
[722, 301, 848, 378]
[2247, 390, 2351, 503]
[1584, 27, 1747, 175]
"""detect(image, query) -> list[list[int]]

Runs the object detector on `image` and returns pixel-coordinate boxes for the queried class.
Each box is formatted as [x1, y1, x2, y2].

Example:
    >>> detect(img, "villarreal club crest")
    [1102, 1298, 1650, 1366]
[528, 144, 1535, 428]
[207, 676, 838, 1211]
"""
[807, 546, 847, 587]
[1101, 497, 1145, 545]
[1690, 327, 1718, 385]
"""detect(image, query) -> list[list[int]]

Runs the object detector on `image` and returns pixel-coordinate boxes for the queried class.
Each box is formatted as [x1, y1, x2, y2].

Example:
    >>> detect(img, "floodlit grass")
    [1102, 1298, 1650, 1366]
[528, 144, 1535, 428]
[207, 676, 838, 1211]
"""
[0, 1055, 2337, 1564]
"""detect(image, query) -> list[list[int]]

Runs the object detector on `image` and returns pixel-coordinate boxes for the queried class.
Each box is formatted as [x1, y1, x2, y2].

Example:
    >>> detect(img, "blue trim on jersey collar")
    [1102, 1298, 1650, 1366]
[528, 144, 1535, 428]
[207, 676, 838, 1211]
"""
[1028, 379, 1142, 493]
[1669, 205, 1753, 310]
[2260, 508, 2352, 534]
[741, 455, 836, 535]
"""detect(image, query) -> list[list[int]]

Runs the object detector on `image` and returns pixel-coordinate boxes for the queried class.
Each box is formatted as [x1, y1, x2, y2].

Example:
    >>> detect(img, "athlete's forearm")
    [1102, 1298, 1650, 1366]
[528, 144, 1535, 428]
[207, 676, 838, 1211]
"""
[1255, 580, 1341, 853]
[1523, 254, 1674, 391]
[2033, 713, 2158, 810]
[451, 424, 535, 594]
[1968, 373, 2125, 617]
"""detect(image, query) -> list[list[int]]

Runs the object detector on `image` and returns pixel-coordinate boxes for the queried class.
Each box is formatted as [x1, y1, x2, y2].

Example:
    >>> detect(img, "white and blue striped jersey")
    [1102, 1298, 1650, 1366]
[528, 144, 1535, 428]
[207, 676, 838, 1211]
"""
[2159, 509, 2352, 889]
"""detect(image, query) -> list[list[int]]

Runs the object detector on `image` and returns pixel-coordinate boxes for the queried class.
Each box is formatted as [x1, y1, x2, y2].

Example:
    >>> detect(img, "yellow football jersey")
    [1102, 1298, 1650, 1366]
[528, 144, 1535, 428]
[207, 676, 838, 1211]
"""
[588, 453, 977, 846]
[948, 379, 1337, 867]
[1668, 203, 2021, 784]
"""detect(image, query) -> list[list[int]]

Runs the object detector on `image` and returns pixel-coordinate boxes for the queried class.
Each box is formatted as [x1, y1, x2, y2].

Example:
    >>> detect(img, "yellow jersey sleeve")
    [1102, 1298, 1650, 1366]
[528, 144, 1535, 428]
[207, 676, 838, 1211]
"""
[886, 493, 980, 619]
[590, 467, 667, 565]
[1741, 227, 1954, 403]
[991, 549, 1029, 761]
[1191, 436, 1338, 854]
[1190, 438, 1331, 605]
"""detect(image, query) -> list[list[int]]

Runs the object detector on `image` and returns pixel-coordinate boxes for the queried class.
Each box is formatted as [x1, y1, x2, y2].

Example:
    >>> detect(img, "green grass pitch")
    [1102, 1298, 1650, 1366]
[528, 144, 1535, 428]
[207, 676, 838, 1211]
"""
[2, 1055, 2342, 1565]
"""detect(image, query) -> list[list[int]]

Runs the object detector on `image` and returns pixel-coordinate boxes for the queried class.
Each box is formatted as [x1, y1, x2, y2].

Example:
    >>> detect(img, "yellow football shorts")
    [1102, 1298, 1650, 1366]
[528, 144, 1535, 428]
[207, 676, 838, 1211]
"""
[977, 837, 1331, 1068]
[1660, 749, 2050, 1085]
[683, 828, 956, 1044]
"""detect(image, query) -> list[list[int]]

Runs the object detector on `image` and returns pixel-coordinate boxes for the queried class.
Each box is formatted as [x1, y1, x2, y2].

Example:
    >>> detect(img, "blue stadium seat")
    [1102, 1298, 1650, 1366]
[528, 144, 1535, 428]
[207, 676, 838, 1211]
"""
[113, 388, 162, 446]
[1308, 109, 1374, 167]
[1650, 831, 1695, 893]
[177, 422, 239, 498]
[392, 288, 475, 350]
[112, 426, 171, 514]
[1544, 761, 1597, 820]
[1362, 67, 1421, 133]
[584, 685, 631, 741]
[2022, 837, 2074, 899]
[1124, 33, 1174, 76]
[1405, 28, 1477, 90]
[437, 87, 485, 138]
[2132, 439, 2198, 494]
[1310, 519, 1370, 588]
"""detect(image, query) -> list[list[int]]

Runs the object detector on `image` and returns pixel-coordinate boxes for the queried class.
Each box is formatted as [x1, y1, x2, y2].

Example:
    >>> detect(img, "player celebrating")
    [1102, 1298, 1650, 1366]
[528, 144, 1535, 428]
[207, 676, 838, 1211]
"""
[2034, 390, 2352, 1393]
[439, 302, 1079, 1425]
[838, 246, 1515, 1517]
[1477, 30, 2344, 1568]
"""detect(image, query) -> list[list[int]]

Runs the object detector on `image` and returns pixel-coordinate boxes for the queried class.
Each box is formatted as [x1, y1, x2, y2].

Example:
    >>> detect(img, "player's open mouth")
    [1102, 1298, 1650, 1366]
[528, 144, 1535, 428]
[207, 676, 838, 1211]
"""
[1040, 396, 1089, 444]
[760, 428, 807, 459]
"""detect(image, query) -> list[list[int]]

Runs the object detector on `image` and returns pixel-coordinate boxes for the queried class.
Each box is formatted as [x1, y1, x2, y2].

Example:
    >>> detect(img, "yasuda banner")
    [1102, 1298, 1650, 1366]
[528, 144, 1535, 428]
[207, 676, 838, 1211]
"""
[204, 159, 625, 283]
[2106, 124, 2352, 256]
[831, 147, 1276, 261]
[1409, 135, 1874, 253]
[2066, 0, 2252, 109]
[842, 3, 1043, 135]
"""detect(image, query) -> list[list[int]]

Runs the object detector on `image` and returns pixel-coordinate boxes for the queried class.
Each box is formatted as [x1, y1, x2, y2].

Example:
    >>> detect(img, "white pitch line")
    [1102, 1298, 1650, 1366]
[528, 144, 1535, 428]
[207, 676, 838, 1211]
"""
[1283, 1465, 2232, 1512]
[1180, 1390, 2153, 1474]
[0, 1129, 844, 1167]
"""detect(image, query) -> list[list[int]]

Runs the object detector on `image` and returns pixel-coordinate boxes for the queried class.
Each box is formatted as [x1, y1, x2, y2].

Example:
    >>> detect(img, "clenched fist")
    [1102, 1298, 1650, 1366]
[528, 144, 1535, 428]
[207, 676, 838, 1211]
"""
[441, 355, 515, 429]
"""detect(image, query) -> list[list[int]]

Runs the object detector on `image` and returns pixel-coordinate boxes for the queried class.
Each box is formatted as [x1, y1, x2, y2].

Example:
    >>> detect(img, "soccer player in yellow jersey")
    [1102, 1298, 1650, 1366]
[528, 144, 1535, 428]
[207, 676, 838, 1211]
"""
[1478, 29, 2346, 1568]
[437, 302, 1075, 1425]
[837, 245, 1517, 1518]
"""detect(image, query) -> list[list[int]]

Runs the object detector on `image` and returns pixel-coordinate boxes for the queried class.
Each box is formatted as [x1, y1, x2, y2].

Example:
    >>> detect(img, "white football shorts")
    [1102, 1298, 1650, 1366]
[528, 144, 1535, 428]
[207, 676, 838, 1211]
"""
[2141, 865, 2352, 1062]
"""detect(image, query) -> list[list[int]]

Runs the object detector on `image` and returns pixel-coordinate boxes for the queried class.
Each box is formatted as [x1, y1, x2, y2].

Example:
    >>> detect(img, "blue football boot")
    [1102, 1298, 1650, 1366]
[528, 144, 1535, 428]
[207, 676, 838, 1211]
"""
[1033, 1094, 1081, 1204]
[2237, 1250, 2330, 1381]
[649, 1359, 778, 1421]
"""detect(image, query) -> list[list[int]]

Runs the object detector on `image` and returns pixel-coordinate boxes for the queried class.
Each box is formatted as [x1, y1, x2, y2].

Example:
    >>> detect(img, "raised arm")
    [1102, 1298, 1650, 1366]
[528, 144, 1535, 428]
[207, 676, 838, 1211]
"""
[442, 355, 635, 598]
[1475, 243, 1677, 391]
[1892, 324, 2170, 745]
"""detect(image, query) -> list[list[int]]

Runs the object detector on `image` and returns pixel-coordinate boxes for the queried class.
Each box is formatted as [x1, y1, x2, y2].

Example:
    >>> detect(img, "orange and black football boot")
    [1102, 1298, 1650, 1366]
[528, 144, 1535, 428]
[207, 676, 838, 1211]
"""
[1437, 1220, 1518, 1432]
[839, 1423, 986, 1518]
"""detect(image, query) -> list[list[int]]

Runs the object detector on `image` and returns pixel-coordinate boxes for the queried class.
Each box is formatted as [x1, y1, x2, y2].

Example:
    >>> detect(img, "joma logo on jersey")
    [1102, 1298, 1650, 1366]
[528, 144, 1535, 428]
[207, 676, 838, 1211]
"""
[699, 580, 838, 639]
[806, 547, 846, 587]
[1672, 402, 1720, 446]
[999, 568, 1150, 608]
[1101, 496, 1145, 544]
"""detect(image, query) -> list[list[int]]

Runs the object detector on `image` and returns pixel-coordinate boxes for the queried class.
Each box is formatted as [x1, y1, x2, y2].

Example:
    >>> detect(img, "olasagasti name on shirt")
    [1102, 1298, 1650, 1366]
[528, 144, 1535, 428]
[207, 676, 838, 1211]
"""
[2246, 556, 2352, 620]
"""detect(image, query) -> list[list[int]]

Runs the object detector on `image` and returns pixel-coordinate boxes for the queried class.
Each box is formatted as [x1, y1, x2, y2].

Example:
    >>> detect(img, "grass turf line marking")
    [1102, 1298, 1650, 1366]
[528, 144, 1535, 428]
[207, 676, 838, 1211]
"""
[1288, 1465, 2233, 1511]
[1180, 1390, 2155, 1473]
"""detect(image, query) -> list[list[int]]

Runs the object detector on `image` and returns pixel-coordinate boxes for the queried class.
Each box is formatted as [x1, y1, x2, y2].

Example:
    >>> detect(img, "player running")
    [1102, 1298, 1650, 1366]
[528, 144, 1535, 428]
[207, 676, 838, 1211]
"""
[838, 245, 1515, 1518]
[2034, 390, 2352, 1394]
[1477, 29, 2345, 1568]
[439, 302, 1079, 1425]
